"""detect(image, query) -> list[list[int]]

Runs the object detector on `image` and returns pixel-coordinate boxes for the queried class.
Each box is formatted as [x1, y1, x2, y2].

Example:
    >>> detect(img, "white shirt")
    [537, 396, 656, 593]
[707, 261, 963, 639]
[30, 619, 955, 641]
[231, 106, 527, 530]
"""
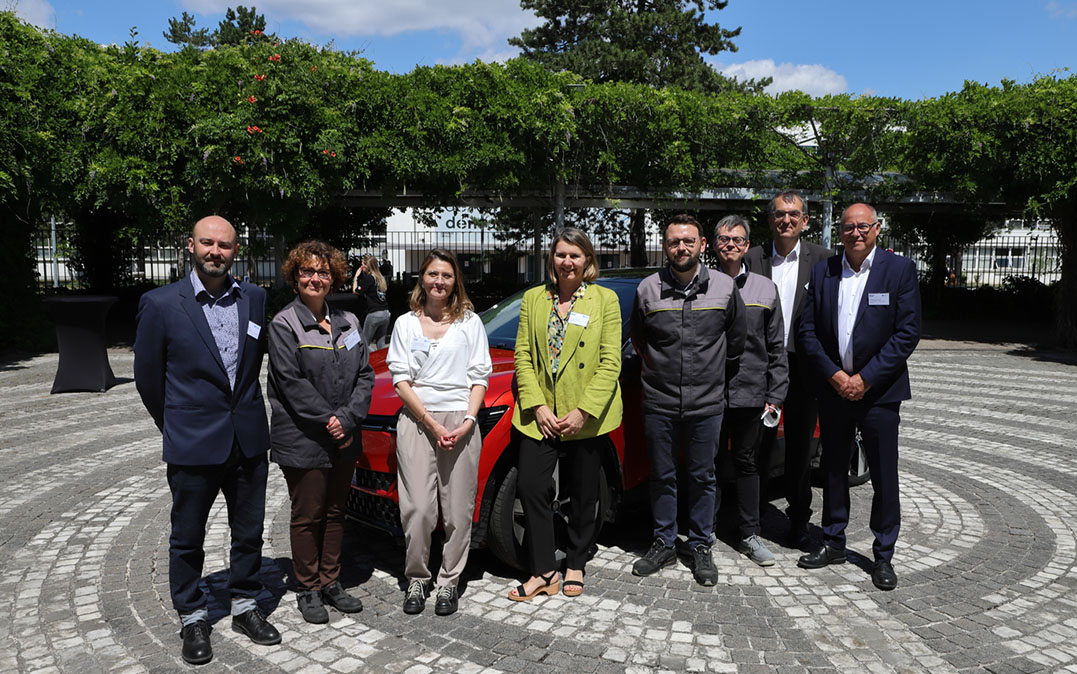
[837, 246, 877, 372]
[770, 241, 800, 347]
[386, 311, 492, 411]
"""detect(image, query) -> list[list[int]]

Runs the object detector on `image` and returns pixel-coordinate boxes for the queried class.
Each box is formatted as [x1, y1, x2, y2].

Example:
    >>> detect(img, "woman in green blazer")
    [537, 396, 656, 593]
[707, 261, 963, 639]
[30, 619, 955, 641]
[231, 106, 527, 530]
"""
[508, 228, 622, 601]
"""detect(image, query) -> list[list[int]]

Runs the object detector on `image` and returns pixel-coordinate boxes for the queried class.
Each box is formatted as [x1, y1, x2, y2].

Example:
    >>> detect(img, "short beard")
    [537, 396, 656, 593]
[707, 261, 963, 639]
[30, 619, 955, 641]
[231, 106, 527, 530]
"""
[669, 255, 699, 273]
[195, 257, 231, 278]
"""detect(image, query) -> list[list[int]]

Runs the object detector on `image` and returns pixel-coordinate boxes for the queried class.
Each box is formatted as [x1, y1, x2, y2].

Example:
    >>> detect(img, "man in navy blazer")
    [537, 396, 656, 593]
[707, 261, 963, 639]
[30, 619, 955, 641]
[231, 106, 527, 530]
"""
[795, 203, 921, 591]
[134, 216, 280, 664]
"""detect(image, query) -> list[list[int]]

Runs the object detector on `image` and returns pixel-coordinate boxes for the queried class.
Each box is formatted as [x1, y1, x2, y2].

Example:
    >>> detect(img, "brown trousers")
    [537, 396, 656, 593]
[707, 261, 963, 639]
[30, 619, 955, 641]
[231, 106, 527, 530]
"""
[280, 455, 355, 592]
[396, 410, 481, 588]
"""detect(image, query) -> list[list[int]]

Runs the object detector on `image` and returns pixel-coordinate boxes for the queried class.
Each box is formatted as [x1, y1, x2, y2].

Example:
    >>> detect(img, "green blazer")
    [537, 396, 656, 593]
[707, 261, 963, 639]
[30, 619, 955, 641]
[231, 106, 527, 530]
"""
[512, 282, 623, 441]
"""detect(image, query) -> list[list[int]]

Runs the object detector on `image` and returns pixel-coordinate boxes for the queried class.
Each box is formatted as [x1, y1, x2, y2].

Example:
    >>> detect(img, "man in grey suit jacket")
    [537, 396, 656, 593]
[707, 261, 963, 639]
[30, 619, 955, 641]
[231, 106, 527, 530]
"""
[743, 190, 831, 549]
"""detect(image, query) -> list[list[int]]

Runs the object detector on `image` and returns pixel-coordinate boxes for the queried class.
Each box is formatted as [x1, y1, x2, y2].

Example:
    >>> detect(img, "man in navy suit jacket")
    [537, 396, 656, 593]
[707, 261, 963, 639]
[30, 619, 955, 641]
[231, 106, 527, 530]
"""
[134, 216, 280, 664]
[795, 203, 921, 591]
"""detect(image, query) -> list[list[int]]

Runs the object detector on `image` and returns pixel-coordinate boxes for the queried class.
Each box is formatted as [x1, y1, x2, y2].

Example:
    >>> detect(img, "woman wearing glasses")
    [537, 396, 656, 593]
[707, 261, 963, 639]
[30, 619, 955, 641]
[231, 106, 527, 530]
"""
[387, 249, 491, 616]
[268, 241, 375, 624]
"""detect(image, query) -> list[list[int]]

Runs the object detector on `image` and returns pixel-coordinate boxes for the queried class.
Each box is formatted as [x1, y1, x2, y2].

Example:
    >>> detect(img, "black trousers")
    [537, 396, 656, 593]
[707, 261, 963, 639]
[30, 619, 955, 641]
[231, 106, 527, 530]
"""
[718, 407, 764, 539]
[516, 434, 605, 573]
[166, 443, 268, 615]
[759, 353, 818, 528]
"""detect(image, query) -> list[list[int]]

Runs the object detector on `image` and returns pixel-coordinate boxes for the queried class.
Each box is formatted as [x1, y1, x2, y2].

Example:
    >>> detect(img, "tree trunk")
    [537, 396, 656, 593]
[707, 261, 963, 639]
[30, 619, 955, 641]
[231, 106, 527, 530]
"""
[629, 208, 647, 267]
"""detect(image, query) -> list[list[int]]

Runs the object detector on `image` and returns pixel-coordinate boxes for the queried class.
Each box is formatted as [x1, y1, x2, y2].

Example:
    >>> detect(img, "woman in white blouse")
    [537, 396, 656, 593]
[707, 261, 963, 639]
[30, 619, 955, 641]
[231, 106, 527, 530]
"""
[386, 249, 491, 617]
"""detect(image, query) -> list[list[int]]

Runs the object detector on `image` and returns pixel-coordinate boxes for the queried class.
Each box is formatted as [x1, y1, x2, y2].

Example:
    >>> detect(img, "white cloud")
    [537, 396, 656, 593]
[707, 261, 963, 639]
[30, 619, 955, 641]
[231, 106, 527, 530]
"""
[8, 0, 54, 28]
[181, 0, 540, 58]
[1046, 1, 1077, 18]
[716, 59, 848, 97]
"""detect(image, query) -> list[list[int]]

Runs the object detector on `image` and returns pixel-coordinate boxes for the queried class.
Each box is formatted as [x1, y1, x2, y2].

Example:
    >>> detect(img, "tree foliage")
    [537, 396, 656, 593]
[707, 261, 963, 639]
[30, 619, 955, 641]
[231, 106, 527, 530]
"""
[164, 5, 271, 49]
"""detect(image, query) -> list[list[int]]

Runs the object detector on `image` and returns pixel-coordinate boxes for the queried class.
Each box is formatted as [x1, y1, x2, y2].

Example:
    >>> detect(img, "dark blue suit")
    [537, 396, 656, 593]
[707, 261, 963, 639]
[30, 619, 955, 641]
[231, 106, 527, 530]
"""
[797, 248, 921, 563]
[134, 274, 271, 615]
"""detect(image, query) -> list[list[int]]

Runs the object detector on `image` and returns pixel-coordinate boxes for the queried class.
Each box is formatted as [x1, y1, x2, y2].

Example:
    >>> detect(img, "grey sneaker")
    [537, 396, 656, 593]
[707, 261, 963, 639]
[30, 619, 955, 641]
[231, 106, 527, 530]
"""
[632, 539, 676, 576]
[296, 590, 329, 624]
[739, 534, 776, 567]
[691, 544, 717, 586]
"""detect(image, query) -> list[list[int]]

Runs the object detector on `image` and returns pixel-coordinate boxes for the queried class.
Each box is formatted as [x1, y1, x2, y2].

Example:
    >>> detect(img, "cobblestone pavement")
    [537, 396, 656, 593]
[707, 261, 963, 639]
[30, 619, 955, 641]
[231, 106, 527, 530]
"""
[2, 344, 1076, 673]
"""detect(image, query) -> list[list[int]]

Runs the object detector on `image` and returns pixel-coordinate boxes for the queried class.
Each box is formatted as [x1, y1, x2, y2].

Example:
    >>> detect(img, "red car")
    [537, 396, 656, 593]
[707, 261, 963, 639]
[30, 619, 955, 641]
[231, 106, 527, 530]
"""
[348, 270, 866, 569]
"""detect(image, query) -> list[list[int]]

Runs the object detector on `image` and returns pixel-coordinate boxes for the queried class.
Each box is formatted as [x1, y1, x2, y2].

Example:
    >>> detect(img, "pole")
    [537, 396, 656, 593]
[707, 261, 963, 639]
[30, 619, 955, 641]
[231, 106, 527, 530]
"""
[50, 216, 59, 288]
[821, 166, 834, 250]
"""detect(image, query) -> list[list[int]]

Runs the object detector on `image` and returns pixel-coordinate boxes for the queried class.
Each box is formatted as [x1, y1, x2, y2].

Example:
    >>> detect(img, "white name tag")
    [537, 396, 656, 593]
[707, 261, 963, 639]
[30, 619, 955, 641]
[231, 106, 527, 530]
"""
[246, 321, 261, 339]
[343, 330, 361, 351]
[411, 337, 431, 353]
[568, 312, 590, 327]
[868, 293, 890, 306]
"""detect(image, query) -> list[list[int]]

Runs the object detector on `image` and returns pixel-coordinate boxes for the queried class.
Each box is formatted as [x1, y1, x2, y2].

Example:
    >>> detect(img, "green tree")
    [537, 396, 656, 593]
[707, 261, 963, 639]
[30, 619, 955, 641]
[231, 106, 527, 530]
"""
[163, 6, 270, 49]
[163, 12, 212, 49]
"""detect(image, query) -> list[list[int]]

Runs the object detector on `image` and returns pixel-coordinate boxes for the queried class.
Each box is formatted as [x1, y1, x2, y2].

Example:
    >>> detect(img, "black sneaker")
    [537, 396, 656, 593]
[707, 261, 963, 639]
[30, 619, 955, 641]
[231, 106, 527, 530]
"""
[433, 585, 458, 616]
[296, 590, 329, 624]
[403, 579, 427, 615]
[632, 539, 676, 576]
[322, 582, 363, 614]
[691, 544, 717, 587]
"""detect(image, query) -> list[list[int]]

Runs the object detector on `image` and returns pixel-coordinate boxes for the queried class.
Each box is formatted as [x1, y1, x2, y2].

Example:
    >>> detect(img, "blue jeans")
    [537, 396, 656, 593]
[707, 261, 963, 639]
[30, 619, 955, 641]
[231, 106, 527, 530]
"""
[643, 413, 723, 548]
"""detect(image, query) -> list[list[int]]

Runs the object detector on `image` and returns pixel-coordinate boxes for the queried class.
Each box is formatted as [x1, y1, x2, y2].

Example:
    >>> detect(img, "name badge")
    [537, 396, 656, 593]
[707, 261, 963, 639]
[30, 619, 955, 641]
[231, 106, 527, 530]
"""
[246, 321, 261, 339]
[568, 312, 590, 328]
[411, 337, 431, 353]
[343, 330, 361, 351]
[868, 293, 890, 306]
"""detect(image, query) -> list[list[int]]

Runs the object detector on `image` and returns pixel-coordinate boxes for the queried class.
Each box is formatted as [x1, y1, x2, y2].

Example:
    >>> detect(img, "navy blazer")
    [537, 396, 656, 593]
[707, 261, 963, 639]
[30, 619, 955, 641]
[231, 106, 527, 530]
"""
[134, 274, 271, 465]
[796, 248, 921, 405]
[743, 240, 832, 354]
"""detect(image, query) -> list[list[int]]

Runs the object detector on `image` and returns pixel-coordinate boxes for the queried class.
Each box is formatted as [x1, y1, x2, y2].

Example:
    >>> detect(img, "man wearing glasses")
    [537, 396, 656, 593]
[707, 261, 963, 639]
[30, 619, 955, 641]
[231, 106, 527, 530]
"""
[714, 215, 788, 567]
[796, 203, 921, 591]
[630, 214, 746, 586]
[744, 190, 832, 549]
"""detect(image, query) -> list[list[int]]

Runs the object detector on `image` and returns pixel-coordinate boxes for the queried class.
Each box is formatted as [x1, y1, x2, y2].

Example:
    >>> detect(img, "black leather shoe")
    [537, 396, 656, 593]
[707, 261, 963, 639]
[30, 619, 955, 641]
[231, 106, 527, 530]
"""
[232, 608, 282, 645]
[403, 579, 427, 615]
[798, 545, 847, 569]
[180, 620, 212, 665]
[322, 582, 363, 614]
[434, 585, 458, 616]
[632, 539, 677, 576]
[297, 591, 329, 624]
[872, 560, 898, 591]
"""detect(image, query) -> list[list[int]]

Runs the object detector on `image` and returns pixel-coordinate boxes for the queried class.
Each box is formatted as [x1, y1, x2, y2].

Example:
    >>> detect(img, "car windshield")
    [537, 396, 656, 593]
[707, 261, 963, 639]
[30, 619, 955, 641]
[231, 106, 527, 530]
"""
[480, 276, 646, 350]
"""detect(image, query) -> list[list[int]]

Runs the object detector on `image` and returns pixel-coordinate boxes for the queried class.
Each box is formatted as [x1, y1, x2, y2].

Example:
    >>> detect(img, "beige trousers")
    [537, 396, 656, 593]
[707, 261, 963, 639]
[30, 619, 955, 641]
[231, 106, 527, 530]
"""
[396, 410, 481, 588]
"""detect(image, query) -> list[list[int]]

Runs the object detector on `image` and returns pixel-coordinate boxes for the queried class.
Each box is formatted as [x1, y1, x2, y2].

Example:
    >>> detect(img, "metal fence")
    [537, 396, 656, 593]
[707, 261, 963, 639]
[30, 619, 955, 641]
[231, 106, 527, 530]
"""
[32, 222, 1062, 292]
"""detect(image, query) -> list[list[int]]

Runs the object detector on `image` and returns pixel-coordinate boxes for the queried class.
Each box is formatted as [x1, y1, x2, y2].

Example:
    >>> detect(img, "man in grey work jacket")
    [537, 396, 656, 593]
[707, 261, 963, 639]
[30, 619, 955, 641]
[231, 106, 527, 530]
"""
[714, 215, 789, 567]
[630, 213, 746, 586]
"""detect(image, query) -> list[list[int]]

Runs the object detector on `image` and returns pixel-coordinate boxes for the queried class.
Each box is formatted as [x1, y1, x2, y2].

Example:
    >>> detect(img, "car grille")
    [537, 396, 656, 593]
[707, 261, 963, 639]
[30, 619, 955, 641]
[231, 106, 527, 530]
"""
[347, 468, 402, 535]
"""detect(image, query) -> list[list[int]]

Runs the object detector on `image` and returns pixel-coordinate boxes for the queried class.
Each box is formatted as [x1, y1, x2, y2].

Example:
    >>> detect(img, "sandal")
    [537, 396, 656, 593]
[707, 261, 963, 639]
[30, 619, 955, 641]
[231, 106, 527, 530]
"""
[508, 571, 560, 602]
[562, 570, 585, 598]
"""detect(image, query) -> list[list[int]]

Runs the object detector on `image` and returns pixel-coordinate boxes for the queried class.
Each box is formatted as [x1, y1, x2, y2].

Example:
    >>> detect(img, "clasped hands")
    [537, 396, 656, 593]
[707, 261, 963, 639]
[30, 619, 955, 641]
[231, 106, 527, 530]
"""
[423, 414, 474, 451]
[533, 405, 589, 439]
[326, 415, 353, 448]
[829, 371, 871, 401]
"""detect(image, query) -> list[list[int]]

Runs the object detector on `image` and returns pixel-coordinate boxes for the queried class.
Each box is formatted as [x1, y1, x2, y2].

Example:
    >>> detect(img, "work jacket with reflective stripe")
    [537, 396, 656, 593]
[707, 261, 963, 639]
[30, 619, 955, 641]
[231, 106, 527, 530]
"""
[726, 270, 789, 409]
[630, 265, 746, 418]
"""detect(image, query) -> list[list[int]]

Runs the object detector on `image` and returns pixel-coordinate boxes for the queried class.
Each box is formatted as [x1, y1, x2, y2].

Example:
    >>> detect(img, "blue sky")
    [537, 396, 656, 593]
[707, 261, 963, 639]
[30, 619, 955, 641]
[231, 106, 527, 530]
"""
[13, 0, 1076, 99]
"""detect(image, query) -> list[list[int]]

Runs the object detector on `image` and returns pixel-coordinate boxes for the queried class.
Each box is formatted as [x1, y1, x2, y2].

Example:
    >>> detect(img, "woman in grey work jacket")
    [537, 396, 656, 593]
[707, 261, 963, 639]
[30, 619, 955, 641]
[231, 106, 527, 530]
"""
[268, 241, 374, 625]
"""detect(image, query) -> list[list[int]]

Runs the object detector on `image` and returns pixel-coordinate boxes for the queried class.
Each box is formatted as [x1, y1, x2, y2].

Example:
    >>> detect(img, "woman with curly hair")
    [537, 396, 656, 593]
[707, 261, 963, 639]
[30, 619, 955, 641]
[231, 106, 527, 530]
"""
[386, 249, 491, 616]
[268, 240, 375, 624]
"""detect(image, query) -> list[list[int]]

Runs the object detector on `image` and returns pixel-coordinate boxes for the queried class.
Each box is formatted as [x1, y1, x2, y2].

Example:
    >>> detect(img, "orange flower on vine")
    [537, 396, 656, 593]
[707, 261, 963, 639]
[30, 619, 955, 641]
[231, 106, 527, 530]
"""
[268, 53, 281, 62]
[247, 95, 258, 103]
[254, 74, 266, 82]
[233, 156, 244, 164]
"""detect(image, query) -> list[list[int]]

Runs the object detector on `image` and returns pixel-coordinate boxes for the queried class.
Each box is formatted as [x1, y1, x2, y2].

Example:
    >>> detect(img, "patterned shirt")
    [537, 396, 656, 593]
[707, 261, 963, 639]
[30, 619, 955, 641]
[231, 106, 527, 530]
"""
[546, 281, 588, 375]
[190, 271, 241, 390]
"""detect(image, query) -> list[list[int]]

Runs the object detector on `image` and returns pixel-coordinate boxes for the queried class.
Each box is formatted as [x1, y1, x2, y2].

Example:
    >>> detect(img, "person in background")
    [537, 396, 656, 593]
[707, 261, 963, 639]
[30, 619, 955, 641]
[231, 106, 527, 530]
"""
[713, 215, 788, 567]
[509, 228, 622, 601]
[268, 240, 374, 624]
[387, 249, 491, 616]
[353, 255, 390, 349]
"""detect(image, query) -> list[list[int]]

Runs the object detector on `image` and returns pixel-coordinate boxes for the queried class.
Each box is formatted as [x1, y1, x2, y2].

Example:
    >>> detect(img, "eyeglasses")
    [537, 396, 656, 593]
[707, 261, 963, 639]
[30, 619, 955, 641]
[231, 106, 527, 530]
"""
[839, 222, 877, 234]
[298, 268, 331, 280]
[715, 235, 747, 246]
[665, 237, 698, 249]
[771, 209, 804, 220]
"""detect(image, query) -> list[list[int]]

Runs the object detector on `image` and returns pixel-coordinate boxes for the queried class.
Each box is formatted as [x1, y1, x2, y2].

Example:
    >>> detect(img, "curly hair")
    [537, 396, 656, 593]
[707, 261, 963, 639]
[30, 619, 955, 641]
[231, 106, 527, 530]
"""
[408, 248, 473, 322]
[282, 240, 349, 290]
